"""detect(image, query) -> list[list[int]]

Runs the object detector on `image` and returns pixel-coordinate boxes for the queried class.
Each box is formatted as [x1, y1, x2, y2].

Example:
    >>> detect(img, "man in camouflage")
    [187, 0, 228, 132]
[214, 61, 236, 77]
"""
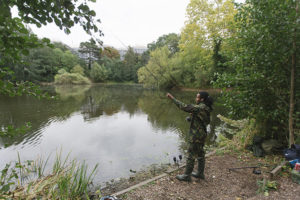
[167, 92, 212, 182]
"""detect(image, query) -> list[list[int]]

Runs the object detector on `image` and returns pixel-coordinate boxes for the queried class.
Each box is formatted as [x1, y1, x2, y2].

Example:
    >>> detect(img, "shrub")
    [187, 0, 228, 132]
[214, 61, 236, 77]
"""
[57, 68, 67, 74]
[71, 65, 85, 75]
[216, 114, 259, 150]
[54, 72, 91, 85]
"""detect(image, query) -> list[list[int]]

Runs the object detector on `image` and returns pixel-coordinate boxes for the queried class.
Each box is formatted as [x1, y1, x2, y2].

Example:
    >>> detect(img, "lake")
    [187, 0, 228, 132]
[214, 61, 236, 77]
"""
[0, 84, 225, 186]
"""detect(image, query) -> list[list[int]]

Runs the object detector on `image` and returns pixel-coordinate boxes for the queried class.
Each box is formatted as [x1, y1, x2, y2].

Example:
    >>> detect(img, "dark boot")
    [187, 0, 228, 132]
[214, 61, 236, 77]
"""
[191, 157, 205, 179]
[176, 174, 191, 182]
[176, 157, 194, 182]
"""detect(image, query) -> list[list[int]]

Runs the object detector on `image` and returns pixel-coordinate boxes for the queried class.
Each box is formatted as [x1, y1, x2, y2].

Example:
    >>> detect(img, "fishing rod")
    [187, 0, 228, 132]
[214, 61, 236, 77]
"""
[228, 166, 262, 175]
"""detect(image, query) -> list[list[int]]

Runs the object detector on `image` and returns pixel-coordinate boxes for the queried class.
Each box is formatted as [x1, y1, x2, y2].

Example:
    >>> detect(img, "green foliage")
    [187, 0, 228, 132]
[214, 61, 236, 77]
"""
[177, 0, 236, 88]
[90, 62, 109, 82]
[0, 152, 98, 199]
[0, 68, 52, 98]
[54, 49, 80, 72]
[57, 69, 67, 75]
[0, 14, 46, 64]
[216, 115, 259, 149]
[214, 0, 300, 141]
[54, 72, 91, 85]
[0, 0, 101, 65]
[257, 179, 277, 196]
[71, 65, 85, 76]
[147, 33, 180, 55]
[138, 47, 179, 89]
[4, 45, 84, 83]
[123, 47, 143, 82]
[79, 38, 102, 70]
[102, 46, 120, 59]
[0, 122, 31, 137]
[101, 57, 125, 82]
[0, 0, 100, 139]
[0, 158, 32, 195]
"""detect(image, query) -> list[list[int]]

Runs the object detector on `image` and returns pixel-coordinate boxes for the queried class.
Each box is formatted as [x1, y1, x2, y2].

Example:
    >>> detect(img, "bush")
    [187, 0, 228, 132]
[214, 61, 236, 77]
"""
[54, 72, 91, 85]
[57, 68, 67, 74]
[216, 114, 259, 150]
[71, 65, 85, 75]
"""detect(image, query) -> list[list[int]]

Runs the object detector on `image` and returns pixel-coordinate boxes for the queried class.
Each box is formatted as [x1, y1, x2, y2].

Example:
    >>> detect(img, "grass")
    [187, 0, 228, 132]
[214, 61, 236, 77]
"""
[0, 151, 98, 199]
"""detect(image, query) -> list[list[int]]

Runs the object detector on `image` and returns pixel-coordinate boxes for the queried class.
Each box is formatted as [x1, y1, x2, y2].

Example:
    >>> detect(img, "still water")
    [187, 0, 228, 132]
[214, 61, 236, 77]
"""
[0, 84, 224, 185]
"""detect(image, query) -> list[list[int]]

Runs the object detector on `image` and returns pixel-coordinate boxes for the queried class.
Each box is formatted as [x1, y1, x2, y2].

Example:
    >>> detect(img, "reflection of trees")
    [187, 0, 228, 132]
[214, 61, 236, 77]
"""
[138, 90, 188, 132]
[0, 85, 226, 150]
[0, 86, 89, 148]
[138, 90, 227, 146]
[55, 85, 91, 101]
[80, 85, 143, 121]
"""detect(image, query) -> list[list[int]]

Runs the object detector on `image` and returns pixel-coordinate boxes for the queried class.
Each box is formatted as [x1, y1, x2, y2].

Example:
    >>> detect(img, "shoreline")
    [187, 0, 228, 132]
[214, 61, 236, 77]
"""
[119, 150, 299, 200]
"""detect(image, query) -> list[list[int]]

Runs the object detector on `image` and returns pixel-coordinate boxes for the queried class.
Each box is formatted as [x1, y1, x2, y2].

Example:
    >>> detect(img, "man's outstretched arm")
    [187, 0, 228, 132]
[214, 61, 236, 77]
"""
[167, 93, 199, 113]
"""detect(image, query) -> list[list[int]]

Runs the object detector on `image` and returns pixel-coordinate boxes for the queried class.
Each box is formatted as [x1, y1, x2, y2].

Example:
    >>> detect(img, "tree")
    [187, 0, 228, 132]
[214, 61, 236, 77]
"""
[9, 45, 83, 83]
[101, 57, 124, 82]
[148, 33, 180, 55]
[138, 47, 179, 89]
[0, 0, 101, 136]
[214, 0, 300, 145]
[79, 39, 101, 70]
[90, 62, 108, 82]
[53, 49, 79, 72]
[123, 47, 142, 82]
[101, 46, 120, 59]
[0, 0, 101, 65]
[142, 33, 181, 65]
[177, 0, 236, 87]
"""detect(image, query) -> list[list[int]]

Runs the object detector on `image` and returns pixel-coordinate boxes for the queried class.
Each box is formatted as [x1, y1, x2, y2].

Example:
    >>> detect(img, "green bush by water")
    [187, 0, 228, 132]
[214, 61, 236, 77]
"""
[54, 72, 91, 85]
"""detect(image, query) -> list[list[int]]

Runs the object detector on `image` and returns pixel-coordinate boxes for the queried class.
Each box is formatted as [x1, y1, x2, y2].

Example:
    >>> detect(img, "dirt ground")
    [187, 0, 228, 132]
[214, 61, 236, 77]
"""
[119, 152, 300, 200]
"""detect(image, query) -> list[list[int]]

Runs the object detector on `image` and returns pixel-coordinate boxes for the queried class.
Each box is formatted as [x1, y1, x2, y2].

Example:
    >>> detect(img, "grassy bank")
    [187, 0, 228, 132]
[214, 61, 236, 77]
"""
[0, 152, 98, 199]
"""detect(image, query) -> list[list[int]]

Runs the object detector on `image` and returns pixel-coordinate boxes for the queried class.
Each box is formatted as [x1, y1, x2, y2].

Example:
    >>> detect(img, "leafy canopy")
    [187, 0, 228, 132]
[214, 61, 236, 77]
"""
[0, 0, 102, 64]
[214, 0, 300, 141]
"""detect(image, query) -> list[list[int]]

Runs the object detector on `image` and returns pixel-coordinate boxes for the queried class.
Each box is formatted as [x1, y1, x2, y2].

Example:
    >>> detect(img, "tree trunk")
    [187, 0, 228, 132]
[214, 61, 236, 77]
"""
[289, 1, 298, 147]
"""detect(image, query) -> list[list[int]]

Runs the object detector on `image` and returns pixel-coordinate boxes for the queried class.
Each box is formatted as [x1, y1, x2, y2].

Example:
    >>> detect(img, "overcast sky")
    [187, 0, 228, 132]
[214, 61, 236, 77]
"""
[28, 0, 190, 49]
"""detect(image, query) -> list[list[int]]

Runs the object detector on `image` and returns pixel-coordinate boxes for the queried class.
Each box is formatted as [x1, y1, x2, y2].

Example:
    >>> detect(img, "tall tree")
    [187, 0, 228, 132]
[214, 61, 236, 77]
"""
[123, 47, 142, 82]
[214, 0, 300, 145]
[289, 0, 299, 146]
[79, 39, 101, 70]
[148, 33, 180, 55]
[178, 0, 236, 87]
[138, 47, 179, 89]
[90, 62, 108, 82]
[142, 33, 181, 65]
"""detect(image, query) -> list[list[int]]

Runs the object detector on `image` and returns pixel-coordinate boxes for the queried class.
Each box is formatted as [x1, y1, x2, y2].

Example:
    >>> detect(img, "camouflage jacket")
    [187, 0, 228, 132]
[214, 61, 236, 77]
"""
[172, 98, 211, 134]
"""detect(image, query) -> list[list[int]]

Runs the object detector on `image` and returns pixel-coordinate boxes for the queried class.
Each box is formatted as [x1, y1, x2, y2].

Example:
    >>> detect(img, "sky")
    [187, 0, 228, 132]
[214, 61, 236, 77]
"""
[28, 0, 190, 49]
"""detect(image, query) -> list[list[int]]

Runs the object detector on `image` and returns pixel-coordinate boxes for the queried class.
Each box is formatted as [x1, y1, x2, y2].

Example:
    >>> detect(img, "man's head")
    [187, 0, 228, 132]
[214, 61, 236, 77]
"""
[196, 91, 209, 104]
[195, 93, 203, 104]
[196, 91, 213, 110]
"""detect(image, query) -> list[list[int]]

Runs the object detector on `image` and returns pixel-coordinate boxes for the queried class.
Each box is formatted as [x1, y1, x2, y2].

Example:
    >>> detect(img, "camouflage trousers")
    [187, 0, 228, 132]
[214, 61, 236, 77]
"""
[185, 129, 207, 175]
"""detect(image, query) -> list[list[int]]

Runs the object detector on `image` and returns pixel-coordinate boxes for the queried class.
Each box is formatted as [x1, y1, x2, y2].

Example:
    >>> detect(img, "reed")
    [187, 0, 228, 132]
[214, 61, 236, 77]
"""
[0, 151, 98, 199]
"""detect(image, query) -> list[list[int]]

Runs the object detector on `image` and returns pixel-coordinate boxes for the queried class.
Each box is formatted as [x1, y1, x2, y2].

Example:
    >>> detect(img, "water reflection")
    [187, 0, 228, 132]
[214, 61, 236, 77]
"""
[0, 85, 225, 184]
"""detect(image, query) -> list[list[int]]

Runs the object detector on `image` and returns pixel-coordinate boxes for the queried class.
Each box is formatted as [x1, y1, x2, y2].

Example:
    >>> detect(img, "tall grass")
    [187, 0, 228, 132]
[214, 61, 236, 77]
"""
[0, 151, 98, 199]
